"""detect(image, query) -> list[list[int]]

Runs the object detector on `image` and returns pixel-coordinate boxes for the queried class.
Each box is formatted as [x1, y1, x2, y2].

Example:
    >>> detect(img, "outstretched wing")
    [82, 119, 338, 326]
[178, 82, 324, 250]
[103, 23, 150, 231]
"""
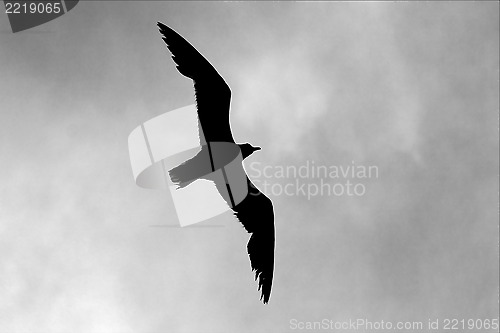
[234, 180, 275, 303]
[157, 22, 234, 144]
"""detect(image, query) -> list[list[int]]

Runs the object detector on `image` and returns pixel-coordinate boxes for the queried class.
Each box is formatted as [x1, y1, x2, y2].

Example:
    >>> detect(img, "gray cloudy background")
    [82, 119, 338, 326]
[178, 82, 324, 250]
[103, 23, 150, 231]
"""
[0, 2, 498, 332]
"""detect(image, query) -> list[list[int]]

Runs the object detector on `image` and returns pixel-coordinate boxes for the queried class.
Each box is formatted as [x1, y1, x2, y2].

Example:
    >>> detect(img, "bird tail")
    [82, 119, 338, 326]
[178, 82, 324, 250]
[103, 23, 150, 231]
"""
[168, 146, 211, 188]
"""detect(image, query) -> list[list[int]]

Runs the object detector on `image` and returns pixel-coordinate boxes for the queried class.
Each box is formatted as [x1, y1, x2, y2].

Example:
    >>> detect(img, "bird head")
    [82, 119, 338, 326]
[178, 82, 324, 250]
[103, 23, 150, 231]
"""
[239, 142, 261, 159]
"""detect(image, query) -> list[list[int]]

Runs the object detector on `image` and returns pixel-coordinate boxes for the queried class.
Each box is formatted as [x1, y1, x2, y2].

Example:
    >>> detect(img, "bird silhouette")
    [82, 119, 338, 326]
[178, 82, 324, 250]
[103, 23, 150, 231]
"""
[157, 22, 275, 303]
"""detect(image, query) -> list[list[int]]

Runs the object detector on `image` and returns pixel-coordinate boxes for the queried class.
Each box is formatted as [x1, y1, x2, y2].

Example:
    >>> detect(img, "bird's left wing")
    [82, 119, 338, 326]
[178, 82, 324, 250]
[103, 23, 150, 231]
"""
[234, 181, 275, 303]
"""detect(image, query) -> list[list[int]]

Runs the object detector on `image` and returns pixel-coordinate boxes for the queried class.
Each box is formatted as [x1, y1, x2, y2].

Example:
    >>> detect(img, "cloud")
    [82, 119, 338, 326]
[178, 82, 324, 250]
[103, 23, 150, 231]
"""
[0, 2, 497, 332]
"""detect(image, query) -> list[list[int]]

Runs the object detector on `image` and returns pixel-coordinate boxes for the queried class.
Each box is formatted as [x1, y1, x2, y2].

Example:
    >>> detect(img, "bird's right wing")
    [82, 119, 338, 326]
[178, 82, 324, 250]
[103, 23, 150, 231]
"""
[157, 22, 234, 143]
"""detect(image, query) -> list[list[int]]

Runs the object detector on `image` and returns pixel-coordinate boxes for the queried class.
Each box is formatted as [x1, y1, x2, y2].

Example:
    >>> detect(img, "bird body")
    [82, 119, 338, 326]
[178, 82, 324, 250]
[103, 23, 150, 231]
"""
[157, 22, 275, 303]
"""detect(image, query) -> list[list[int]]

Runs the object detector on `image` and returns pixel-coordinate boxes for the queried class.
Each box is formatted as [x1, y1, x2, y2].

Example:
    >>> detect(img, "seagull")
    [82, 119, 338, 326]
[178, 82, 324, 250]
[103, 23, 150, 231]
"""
[157, 22, 275, 303]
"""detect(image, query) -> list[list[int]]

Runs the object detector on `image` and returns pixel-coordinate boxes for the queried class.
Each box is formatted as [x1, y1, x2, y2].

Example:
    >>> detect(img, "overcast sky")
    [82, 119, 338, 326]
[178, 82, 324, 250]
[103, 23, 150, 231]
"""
[0, 2, 498, 332]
